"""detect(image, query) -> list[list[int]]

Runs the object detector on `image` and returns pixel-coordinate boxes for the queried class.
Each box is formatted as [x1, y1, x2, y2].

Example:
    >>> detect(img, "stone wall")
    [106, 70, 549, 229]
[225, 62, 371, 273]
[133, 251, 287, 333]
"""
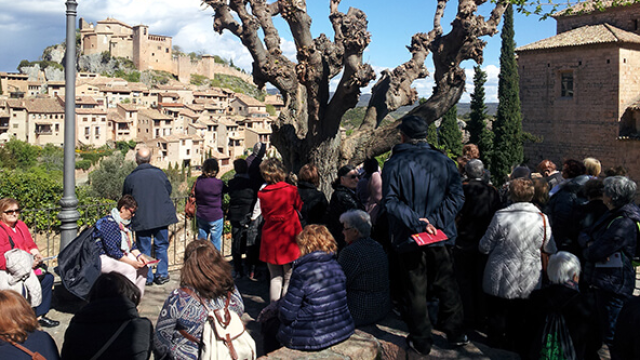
[173, 55, 253, 84]
[518, 44, 640, 184]
[557, 4, 640, 34]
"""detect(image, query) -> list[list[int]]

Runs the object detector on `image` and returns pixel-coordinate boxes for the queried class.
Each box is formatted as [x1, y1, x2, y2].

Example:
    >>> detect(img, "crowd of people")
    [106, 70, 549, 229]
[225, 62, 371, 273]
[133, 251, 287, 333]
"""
[0, 115, 639, 359]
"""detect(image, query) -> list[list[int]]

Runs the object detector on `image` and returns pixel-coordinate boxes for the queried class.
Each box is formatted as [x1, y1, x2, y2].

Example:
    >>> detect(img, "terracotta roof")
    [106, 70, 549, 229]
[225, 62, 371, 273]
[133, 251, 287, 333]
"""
[218, 118, 238, 126]
[138, 109, 173, 120]
[193, 90, 227, 97]
[97, 18, 132, 29]
[189, 122, 207, 129]
[159, 92, 180, 98]
[76, 108, 106, 115]
[552, 0, 625, 17]
[198, 119, 217, 126]
[118, 103, 138, 112]
[207, 148, 230, 159]
[75, 96, 98, 105]
[264, 94, 284, 106]
[107, 109, 133, 123]
[185, 104, 204, 112]
[232, 94, 265, 107]
[24, 98, 64, 113]
[179, 109, 199, 119]
[27, 81, 42, 86]
[128, 83, 148, 92]
[6, 99, 26, 109]
[48, 81, 65, 86]
[98, 85, 131, 93]
[158, 102, 184, 108]
[246, 127, 272, 135]
[516, 23, 640, 51]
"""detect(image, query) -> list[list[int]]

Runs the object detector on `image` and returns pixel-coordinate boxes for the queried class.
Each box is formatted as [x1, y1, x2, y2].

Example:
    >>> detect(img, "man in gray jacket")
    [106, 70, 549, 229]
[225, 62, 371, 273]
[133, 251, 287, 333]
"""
[123, 148, 178, 285]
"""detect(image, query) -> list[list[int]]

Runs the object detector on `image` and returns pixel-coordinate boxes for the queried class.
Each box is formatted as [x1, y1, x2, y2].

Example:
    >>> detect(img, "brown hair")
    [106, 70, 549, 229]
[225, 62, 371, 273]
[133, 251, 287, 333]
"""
[202, 158, 220, 178]
[536, 159, 556, 176]
[117, 195, 137, 212]
[260, 158, 286, 184]
[532, 178, 549, 209]
[462, 144, 480, 159]
[296, 225, 337, 256]
[0, 198, 19, 213]
[509, 178, 535, 203]
[298, 164, 320, 187]
[181, 240, 234, 300]
[0, 290, 38, 343]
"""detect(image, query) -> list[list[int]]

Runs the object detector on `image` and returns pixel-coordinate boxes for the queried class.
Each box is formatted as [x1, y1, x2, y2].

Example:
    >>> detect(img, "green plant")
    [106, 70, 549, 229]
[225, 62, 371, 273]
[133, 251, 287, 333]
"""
[101, 51, 111, 64]
[439, 105, 463, 158]
[190, 74, 209, 86]
[18, 60, 30, 70]
[76, 159, 92, 171]
[89, 152, 136, 200]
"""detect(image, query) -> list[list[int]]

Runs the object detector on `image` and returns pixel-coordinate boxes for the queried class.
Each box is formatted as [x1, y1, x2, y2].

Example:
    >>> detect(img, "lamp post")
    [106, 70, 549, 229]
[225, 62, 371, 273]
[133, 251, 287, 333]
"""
[59, 0, 80, 250]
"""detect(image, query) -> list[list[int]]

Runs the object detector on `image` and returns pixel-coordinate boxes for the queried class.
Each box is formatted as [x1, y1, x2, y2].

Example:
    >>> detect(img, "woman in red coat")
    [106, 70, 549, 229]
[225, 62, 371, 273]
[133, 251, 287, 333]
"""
[258, 158, 303, 302]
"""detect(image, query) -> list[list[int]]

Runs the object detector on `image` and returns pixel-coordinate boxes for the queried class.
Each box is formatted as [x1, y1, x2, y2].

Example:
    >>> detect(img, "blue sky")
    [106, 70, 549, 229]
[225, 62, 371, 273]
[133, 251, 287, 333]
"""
[0, 0, 558, 102]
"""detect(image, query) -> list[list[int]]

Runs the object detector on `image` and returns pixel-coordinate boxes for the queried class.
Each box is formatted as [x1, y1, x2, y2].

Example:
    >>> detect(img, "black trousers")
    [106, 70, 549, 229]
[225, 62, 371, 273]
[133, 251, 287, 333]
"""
[396, 245, 464, 349]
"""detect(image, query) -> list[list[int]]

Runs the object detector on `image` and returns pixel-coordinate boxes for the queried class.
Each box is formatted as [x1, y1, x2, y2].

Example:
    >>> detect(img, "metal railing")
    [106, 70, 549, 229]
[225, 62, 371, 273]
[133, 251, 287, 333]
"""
[22, 197, 225, 271]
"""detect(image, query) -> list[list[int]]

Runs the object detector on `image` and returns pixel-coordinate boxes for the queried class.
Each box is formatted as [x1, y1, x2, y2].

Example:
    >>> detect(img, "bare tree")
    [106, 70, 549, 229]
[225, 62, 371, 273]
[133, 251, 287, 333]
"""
[203, 0, 508, 192]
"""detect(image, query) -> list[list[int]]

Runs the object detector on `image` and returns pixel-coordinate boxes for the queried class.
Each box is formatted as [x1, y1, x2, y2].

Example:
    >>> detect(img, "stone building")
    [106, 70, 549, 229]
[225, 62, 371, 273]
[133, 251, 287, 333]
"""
[517, 1, 640, 181]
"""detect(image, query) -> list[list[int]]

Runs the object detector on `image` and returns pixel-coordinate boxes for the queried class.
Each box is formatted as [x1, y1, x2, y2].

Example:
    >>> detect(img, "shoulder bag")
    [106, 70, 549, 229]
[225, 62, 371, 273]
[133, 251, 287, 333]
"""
[185, 179, 198, 219]
[6, 338, 46, 360]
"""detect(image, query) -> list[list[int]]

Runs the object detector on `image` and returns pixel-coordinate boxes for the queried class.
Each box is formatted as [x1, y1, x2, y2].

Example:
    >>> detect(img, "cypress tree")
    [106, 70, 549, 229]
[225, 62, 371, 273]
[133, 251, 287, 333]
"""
[468, 65, 494, 168]
[427, 122, 439, 148]
[439, 104, 462, 158]
[492, 4, 523, 185]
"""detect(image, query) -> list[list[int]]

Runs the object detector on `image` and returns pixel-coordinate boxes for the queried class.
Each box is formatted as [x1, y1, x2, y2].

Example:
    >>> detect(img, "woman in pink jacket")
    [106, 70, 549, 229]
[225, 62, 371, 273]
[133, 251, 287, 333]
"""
[258, 159, 303, 302]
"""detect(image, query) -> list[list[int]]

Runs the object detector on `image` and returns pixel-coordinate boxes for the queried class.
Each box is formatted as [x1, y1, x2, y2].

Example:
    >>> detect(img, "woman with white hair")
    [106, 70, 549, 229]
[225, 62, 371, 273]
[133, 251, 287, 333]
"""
[581, 176, 640, 346]
[528, 252, 601, 359]
[337, 210, 390, 326]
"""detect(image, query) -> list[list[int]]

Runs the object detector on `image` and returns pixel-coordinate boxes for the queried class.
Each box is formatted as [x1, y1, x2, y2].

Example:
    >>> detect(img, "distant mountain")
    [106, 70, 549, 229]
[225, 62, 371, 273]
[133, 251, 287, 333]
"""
[356, 94, 497, 117]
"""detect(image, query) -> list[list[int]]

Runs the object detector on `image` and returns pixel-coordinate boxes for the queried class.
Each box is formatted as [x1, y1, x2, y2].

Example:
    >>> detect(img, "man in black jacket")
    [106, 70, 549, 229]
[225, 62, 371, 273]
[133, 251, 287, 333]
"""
[123, 148, 178, 285]
[227, 159, 256, 279]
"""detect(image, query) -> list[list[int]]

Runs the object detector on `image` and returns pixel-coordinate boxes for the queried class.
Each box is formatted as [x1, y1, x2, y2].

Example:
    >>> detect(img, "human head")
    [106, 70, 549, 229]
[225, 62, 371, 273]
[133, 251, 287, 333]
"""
[202, 158, 220, 178]
[605, 165, 628, 177]
[181, 240, 234, 299]
[135, 148, 151, 165]
[509, 178, 535, 203]
[398, 116, 428, 139]
[0, 290, 38, 343]
[89, 272, 141, 305]
[259, 158, 286, 184]
[253, 142, 263, 154]
[296, 224, 337, 256]
[339, 210, 372, 242]
[562, 159, 586, 179]
[462, 144, 480, 159]
[536, 159, 557, 177]
[603, 176, 637, 209]
[510, 165, 531, 180]
[298, 163, 320, 187]
[0, 198, 21, 227]
[117, 195, 137, 221]
[334, 164, 359, 190]
[233, 158, 248, 174]
[584, 179, 604, 201]
[363, 158, 379, 175]
[532, 178, 549, 208]
[547, 251, 581, 285]
[465, 159, 484, 180]
[583, 157, 601, 177]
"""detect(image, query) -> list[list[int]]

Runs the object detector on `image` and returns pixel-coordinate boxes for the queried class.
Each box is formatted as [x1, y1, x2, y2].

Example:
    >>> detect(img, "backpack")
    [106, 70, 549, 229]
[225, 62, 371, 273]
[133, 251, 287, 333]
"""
[55, 227, 100, 300]
[538, 311, 576, 360]
[181, 288, 256, 360]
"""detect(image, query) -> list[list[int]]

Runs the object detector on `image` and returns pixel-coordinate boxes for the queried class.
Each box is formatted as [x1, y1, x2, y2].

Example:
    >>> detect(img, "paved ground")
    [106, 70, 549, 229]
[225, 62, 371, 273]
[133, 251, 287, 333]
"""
[44, 267, 615, 359]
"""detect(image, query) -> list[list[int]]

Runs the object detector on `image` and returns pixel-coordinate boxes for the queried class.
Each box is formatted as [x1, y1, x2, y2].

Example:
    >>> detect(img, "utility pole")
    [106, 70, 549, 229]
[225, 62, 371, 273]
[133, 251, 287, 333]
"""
[59, 0, 80, 249]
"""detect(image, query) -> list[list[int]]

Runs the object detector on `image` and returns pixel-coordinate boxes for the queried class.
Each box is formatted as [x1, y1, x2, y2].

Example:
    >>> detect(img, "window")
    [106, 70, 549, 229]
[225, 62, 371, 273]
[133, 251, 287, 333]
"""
[13, 124, 18, 129]
[85, 127, 90, 136]
[186, 149, 190, 155]
[561, 72, 573, 97]
[95, 127, 100, 136]
[55, 124, 59, 132]
[83, 117, 88, 122]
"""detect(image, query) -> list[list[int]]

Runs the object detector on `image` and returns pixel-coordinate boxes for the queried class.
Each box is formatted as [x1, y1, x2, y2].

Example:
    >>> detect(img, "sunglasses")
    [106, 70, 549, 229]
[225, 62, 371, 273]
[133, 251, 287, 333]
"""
[3, 209, 21, 215]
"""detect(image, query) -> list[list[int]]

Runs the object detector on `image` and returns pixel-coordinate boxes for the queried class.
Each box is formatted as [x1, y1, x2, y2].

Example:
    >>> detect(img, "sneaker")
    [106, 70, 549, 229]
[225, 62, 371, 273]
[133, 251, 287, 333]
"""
[154, 276, 170, 285]
[406, 338, 431, 356]
[38, 316, 60, 328]
[449, 334, 469, 347]
[145, 280, 154, 286]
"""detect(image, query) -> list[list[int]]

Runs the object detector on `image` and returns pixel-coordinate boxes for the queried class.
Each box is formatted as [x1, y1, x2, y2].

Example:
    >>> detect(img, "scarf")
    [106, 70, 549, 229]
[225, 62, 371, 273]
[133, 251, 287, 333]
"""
[111, 208, 133, 253]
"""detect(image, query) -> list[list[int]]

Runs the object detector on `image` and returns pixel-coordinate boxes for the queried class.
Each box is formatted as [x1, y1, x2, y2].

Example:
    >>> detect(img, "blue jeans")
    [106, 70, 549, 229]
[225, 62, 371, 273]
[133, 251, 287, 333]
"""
[136, 227, 169, 282]
[34, 273, 53, 317]
[197, 217, 223, 251]
[595, 289, 629, 345]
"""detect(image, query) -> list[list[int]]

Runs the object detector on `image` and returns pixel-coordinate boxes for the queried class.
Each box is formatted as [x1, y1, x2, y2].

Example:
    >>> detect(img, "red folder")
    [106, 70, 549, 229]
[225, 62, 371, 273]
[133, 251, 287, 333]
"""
[411, 229, 448, 246]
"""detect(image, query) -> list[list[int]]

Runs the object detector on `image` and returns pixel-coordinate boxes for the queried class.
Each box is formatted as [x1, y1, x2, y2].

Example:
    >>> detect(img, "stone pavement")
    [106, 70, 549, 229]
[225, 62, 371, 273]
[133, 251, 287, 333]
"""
[43, 268, 612, 359]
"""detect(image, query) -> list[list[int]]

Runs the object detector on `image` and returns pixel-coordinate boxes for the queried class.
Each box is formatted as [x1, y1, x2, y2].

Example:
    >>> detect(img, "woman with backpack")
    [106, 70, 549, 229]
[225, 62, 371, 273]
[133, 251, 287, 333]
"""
[154, 240, 247, 359]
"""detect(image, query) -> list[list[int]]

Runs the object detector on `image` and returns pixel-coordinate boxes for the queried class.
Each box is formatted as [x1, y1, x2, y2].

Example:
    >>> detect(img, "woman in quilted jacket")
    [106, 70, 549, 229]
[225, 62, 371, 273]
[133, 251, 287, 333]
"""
[479, 178, 557, 354]
[277, 225, 354, 351]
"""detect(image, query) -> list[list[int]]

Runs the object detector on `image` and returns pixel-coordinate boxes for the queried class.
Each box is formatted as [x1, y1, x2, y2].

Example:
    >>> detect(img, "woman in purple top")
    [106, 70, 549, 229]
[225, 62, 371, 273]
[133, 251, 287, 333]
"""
[195, 158, 227, 250]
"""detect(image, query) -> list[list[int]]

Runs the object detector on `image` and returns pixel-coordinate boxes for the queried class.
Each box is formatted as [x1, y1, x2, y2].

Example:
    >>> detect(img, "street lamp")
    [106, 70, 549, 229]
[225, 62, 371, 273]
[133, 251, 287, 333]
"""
[59, 0, 80, 249]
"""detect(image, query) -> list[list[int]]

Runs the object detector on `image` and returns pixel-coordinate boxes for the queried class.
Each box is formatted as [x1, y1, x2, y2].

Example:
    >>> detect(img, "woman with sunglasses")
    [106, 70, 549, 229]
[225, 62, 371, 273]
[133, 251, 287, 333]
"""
[326, 165, 365, 251]
[0, 198, 59, 328]
[94, 195, 149, 297]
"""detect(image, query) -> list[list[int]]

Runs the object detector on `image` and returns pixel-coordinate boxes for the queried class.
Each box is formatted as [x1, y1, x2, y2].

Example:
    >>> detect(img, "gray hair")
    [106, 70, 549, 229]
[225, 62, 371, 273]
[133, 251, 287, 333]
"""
[339, 210, 372, 239]
[465, 159, 484, 179]
[604, 176, 637, 208]
[547, 251, 581, 284]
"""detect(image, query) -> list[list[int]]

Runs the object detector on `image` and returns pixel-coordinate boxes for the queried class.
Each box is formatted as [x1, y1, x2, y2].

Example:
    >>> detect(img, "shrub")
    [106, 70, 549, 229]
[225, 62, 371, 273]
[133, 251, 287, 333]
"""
[76, 159, 92, 170]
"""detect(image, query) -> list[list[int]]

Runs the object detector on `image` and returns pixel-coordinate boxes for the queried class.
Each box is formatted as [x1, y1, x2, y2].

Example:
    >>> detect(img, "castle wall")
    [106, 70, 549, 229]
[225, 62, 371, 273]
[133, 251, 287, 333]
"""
[173, 55, 253, 84]
[519, 44, 640, 184]
[557, 4, 640, 34]
[109, 37, 133, 60]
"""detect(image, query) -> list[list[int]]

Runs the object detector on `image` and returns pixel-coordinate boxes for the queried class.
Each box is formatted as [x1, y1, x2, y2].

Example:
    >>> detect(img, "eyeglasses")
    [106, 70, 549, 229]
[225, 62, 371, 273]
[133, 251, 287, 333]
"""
[3, 209, 21, 215]
[129, 208, 137, 215]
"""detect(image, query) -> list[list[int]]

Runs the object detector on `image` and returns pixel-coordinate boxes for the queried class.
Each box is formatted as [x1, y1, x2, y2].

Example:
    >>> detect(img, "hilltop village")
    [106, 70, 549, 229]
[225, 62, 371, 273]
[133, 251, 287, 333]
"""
[0, 18, 284, 173]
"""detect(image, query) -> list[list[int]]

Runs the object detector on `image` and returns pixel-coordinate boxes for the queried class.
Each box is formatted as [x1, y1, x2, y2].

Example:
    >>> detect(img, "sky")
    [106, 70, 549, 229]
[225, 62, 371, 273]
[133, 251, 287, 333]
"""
[0, 0, 559, 103]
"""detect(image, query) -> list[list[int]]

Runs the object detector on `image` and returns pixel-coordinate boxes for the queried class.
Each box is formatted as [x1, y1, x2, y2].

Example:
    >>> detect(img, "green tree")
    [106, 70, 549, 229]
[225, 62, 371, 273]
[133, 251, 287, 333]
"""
[89, 153, 137, 200]
[467, 65, 494, 168]
[427, 122, 439, 148]
[2, 139, 41, 170]
[439, 105, 462, 158]
[491, 4, 523, 185]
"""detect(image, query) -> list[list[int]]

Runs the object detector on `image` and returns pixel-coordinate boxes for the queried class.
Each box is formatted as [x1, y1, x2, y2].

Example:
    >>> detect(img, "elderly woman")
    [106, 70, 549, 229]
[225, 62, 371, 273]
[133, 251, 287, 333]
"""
[528, 252, 601, 360]
[155, 240, 245, 359]
[0, 198, 59, 328]
[327, 165, 365, 251]
[194, 158, 228, 250]
[278, 225, 354, 350]
[338, 210, 390, 326]
[479, 178, 557, 352]
[258, 158, 303, 302]
[0, 290, 60, 359]
[581, 176, 640, 346]
[94, 195, 148, 297]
